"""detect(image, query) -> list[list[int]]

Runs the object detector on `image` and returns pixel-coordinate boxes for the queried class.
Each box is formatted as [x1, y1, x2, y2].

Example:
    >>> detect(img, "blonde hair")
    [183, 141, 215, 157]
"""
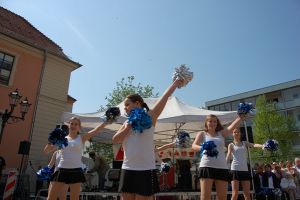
[204, 114, 224, 132]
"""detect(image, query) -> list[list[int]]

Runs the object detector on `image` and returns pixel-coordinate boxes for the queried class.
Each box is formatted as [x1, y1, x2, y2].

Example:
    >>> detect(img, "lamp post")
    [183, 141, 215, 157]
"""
[0, 89, 31, 143]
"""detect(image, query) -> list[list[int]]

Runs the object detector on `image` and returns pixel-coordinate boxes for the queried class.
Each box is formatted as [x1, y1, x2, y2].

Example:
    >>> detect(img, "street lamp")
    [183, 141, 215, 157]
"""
[0, 89, 31, 143]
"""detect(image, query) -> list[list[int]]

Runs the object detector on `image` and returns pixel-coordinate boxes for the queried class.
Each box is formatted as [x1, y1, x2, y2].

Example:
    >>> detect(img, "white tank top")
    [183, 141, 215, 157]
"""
[122, 126, 156, 170]
[54, 150, 61, 172]
[58, 135, 83, 169]
[231, 142, 248, 171]
[199, 132, 228, 169]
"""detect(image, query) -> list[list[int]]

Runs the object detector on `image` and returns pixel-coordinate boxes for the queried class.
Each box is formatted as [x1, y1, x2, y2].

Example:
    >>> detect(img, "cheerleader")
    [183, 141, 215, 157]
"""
[112, 78, 184, 200]
[192, 114, 245, 200]
[44, 117, 109, 200]
[47, 150, 68, 200]
[226, 128, 263, 200]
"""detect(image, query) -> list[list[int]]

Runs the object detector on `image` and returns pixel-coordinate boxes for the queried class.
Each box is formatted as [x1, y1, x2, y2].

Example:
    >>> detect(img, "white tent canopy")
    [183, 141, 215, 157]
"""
[61, 96, 237, 143]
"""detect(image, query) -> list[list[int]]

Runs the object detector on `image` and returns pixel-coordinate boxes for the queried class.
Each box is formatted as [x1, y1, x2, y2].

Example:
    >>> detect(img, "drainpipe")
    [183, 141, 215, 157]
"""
[22, 49, 47, 173]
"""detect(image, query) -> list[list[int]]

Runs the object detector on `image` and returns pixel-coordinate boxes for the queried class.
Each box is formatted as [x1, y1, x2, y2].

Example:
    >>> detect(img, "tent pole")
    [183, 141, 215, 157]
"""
[244, 120, 255, 197]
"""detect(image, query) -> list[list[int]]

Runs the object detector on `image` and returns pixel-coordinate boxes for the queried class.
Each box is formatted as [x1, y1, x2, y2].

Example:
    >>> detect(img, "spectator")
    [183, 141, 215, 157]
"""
[253, 163, 260, 173]
[273, 165, 284, 184]
[87, 151, 110, 190]
[254, 164, 281, 200]
[280, 161, 286, 169]
[281, 173, 296, 200]
[294, 158, 300, 174]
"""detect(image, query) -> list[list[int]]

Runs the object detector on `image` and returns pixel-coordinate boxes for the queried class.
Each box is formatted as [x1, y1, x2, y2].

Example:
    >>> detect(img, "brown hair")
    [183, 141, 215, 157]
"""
[126, 94, 150, 111]
[204, 114, 224, 132]
[69, 117, 82, 128]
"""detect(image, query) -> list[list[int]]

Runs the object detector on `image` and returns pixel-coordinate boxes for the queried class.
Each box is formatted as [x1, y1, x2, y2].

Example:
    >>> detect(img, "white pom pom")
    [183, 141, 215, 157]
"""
[172, 64, 193, 88]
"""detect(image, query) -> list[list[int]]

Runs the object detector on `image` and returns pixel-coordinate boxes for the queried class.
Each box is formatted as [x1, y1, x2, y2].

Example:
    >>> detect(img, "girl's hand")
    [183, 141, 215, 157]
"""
[174, 78, 185, 88]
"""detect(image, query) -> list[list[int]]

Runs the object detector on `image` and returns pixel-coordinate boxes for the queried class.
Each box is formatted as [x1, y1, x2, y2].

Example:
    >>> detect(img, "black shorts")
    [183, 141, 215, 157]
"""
[51, 168, 86, 184]
[199, 167, 231, 181]
[231, 170, 251, 181]
[119, 169, 160, 196]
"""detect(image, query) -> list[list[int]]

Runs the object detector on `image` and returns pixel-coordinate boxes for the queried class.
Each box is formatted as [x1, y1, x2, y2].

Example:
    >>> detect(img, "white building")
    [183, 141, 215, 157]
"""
[205, 79, 300, 146]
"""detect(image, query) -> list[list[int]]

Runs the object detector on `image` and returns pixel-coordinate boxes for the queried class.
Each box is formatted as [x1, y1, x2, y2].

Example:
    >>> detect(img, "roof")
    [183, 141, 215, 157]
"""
[205, 79, 300, 107]
[67, 95, 77, 103]
[0, 6, 78, 64]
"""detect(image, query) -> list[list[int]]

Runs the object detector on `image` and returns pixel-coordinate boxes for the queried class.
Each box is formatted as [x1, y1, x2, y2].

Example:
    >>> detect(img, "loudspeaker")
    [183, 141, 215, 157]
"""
[240, 126, 254, 143]
[18, 141, 31, 155]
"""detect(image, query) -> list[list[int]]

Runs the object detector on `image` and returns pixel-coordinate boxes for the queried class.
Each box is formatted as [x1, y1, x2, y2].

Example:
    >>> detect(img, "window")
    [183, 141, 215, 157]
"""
[0, 51, 15, 85]
[219, 104, 225, 111]
[293, 94, 299, 99]
[298, 114, 300, 122]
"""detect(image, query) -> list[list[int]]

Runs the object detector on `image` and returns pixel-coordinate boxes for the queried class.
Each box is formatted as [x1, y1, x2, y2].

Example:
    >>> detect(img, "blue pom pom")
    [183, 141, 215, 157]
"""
[175, 131, 191, 148]
[127, 108, 152, 133]
[200, 141, 218, 158]
[160, 162, 171, 173]
[237, 102, 255, 115]
[48, 128, 68, 149]
[36, 166, 54, 181]
[263, 139, 279, 152]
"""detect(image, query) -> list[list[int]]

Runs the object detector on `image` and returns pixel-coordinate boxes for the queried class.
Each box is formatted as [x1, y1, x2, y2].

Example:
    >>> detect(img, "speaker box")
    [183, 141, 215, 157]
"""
[18, 141, 31, 155]
[240, 126, 254, 143]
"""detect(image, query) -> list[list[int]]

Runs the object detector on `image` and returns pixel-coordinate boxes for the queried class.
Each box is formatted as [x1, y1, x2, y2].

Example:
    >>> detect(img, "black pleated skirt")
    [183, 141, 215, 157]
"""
[231, 170, 251, 181]
[51, 168, 86, 184]
[199, 167, 231, 181]
[118, 169, 160, 196]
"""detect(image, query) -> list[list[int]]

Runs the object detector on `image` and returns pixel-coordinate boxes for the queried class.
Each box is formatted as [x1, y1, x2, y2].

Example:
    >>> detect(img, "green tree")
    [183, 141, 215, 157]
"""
[251, 95, 296, 163]
[85, 142, 114, 164]
[89, 76, 158, 163]
[101, 75, 159, 110]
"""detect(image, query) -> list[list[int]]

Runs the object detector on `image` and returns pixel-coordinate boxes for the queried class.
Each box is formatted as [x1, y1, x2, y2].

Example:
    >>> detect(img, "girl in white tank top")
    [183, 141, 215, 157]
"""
[192, 114, 245, 200]
[226, 128, 263, 200]
[44, 117, 109, 200]
[112, 79, 184, 200]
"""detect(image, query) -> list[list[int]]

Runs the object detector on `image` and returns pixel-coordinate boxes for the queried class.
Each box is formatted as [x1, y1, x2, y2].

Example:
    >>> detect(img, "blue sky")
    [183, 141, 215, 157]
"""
[2, 0, 300, 113]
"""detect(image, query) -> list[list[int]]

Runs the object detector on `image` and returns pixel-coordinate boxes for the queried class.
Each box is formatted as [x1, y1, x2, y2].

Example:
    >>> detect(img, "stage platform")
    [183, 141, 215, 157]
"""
[34, 190, 254, 200]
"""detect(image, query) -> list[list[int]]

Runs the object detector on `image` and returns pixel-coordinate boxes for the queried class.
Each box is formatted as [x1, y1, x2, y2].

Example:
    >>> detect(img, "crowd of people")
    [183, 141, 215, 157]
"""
[252, 159, 300, 200]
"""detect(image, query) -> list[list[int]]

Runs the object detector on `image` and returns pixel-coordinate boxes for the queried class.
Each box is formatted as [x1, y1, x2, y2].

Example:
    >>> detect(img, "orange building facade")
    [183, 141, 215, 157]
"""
[0, 6, 81, 176]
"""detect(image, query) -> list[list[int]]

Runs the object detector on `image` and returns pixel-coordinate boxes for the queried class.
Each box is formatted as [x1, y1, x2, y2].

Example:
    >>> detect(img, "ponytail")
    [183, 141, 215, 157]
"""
[142, 102, 150, 112]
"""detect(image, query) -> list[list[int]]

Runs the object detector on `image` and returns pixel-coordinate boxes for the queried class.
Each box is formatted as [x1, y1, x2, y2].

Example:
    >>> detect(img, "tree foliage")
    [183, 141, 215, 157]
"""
[100, 76, 159, 110]
[251, 95, 296, 163]
[89, 76, 158, 162]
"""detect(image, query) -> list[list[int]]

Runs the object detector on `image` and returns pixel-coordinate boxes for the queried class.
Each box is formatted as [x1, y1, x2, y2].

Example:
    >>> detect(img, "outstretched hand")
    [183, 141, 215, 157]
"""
[174, 78, 185, 88]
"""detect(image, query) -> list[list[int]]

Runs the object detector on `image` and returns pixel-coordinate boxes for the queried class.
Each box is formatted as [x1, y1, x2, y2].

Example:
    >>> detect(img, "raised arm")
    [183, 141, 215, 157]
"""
[112, 123, 132, 144]
[48, 151, 58, 168]
[81, 122, 108, 142]
[155, 141, 176, 152]
[149, 79, 183, 124]
[226, 143, 233, 162]
[44, 144, 56, 154]
[246, 142, 263, 149]
[221, 115, 245, 137]
[192, 132, 204, 152]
